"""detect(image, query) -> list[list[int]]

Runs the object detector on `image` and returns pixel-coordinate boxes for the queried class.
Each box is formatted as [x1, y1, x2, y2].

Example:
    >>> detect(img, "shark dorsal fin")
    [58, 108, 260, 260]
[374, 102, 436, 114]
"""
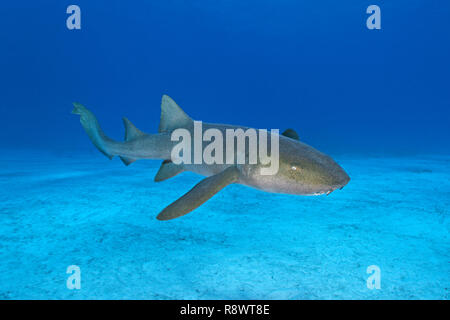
[123, 117, 145, 141]
[120, 117, 144, 166]
[282, 128, 300, 141]
[159, 95, 193, 133]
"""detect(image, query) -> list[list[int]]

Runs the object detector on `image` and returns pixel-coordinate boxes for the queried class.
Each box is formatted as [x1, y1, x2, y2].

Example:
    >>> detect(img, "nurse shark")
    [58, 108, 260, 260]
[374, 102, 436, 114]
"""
[72, 95, 350, 220]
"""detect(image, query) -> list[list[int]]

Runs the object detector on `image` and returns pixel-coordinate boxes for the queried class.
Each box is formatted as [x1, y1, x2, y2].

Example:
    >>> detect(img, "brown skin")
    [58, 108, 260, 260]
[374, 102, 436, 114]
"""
[73, 96, 350, 220]
[238, 135, 350, 195]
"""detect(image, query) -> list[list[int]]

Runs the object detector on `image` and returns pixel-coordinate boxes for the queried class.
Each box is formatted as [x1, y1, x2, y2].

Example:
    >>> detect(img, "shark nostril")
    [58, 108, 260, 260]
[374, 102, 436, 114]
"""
[339, 174, 350, 188]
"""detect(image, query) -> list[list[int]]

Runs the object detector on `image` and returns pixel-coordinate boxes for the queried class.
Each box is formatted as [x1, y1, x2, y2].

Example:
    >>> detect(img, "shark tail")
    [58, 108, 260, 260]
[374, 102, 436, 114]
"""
[72, 102, 116, 159]
[73, 95, 191, 167]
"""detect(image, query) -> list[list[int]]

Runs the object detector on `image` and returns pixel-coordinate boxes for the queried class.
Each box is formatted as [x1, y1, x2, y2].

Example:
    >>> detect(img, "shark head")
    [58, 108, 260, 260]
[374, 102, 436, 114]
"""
[275, 145, 350, 195]
[241, 136, 350, 196]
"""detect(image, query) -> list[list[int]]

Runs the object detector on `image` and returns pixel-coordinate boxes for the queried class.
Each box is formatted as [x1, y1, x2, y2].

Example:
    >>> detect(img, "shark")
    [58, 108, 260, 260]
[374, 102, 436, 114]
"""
[72, 95, 350, 220]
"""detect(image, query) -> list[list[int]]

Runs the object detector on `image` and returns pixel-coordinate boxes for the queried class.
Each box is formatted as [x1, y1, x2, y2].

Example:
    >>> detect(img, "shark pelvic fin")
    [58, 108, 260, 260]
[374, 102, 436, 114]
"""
[282, 128, 300, 141]
[123, 117, 145, 142]
[154, 160, 184, 182]
[156, 166, 239, 221]
[158, 95, 193, 133]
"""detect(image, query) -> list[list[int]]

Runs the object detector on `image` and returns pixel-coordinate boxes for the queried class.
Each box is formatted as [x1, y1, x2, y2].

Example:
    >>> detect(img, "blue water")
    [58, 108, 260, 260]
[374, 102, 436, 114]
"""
[0, 1, 449, 299]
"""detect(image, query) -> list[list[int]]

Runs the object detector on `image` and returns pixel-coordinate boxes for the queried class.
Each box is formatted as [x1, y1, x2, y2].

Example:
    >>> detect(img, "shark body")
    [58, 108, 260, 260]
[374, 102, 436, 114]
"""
[73, 95, 350, 220]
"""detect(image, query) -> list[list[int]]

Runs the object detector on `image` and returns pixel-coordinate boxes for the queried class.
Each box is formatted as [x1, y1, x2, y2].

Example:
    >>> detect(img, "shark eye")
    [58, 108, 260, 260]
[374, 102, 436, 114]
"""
[290, 165, 302, 174]
[289, 165, 302, 179]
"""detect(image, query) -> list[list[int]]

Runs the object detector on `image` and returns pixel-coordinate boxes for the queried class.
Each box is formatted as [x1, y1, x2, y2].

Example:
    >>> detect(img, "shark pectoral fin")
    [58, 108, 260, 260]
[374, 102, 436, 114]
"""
[282, 128, 300, 140]
[156, 166, 239, 221]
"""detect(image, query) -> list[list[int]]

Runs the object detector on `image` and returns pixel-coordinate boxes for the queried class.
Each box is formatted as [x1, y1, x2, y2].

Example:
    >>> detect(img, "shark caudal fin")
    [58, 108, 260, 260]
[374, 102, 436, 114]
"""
[72, 102, 115, 159]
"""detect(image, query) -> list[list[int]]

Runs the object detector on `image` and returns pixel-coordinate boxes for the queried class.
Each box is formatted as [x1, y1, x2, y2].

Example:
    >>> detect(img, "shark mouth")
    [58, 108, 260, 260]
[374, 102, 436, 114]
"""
[310, 185, 345, 196]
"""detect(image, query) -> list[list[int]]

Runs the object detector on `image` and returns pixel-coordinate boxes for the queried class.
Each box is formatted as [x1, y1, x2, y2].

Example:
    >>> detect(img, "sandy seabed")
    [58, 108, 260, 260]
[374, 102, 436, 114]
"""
[0, 150, 449, 299]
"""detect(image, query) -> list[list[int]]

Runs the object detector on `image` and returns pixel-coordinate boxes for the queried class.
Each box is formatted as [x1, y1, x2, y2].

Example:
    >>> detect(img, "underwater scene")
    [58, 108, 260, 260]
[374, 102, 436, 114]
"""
[0, 1, 449, 299]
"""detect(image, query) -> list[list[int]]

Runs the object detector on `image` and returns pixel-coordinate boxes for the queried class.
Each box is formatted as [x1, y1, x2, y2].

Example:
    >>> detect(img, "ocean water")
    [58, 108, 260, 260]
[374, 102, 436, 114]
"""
[0, 151, 449, 299]
[1, 1, 449, 299]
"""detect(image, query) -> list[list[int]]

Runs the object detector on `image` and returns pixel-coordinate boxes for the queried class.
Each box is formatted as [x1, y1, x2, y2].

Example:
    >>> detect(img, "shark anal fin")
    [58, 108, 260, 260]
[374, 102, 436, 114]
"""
[158, 95, 193, 133]
[282, 128, 300, 140]
[154, 160, 184, 182]
[120, 156, 137, 166]
[157, 166, 239, 221]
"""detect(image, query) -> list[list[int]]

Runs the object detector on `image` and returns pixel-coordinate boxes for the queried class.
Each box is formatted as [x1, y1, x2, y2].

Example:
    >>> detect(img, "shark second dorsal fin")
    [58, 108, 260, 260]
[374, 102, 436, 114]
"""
[120, 117, 145, 166]
[123, 117, 145, 141]
[282, 128, 300, 141]
[158, 95, 193, 133]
